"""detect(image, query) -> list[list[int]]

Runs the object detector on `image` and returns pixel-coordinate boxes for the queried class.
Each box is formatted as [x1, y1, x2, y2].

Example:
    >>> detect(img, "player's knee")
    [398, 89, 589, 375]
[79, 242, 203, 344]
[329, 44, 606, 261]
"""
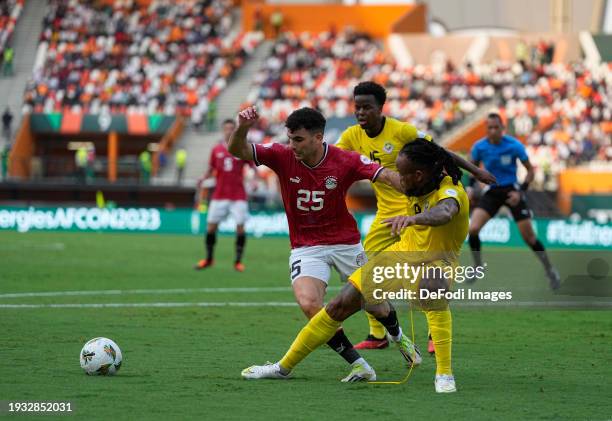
[468, 225, 481, 237]
[325, 297, 343, 320]
[521, 232, 537, 245]
[296, 296, 322, 319]
[325, 296, 352, 321]
[418, 274, 449, 311]
[363, 302, 387, 319]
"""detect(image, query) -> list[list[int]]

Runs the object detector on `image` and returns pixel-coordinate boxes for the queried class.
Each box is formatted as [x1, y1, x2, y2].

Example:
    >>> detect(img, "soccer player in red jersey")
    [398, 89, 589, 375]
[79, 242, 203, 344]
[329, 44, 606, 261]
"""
[229, 106, 404, 382]
[195, 119, 255, 272]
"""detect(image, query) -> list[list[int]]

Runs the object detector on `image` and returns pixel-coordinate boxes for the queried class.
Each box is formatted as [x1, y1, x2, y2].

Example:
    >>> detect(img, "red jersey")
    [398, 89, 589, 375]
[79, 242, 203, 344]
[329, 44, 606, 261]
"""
[209, 143, 254, 201]
[252, 142, 383, 248]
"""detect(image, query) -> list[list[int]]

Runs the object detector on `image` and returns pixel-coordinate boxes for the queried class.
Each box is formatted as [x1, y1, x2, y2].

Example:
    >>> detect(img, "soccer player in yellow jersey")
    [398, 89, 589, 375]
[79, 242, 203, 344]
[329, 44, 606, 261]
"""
[336, 81, 494, 350]
[242, 139, 469, 393]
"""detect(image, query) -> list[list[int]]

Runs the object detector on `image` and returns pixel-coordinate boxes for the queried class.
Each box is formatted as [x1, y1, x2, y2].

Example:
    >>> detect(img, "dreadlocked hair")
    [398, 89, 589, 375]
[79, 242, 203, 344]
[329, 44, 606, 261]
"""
[399, 139, 463, 187]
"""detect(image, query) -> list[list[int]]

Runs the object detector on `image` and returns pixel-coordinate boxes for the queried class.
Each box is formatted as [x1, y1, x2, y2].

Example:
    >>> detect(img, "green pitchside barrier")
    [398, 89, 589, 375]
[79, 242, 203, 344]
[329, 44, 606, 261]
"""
[1, 206, 611, 249]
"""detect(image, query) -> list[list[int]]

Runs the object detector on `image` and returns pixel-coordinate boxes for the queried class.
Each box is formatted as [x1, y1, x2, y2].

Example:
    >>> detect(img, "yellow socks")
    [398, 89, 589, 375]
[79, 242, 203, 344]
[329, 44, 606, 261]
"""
[365, 312, 386, 339]
[279, 308, 341, 371]
[425, 309, 453, 375]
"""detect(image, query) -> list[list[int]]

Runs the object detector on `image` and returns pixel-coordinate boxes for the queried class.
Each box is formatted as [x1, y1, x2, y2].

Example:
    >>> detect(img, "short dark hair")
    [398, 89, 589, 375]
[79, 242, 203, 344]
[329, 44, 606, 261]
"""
[285, 107, 326, 134]
[222, 118, 236, 126]
[487, 113, 504, 124]
[353, 81, 387, 106]
[400, 139, 463, 186]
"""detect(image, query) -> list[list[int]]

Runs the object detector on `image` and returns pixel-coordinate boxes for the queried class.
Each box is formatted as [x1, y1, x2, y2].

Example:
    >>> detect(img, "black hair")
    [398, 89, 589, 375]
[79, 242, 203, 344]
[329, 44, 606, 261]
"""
[222, 118, 236, 126]
[353, 81, 387, 107]
[487, 112, 504, 125]
[399, 139, 463, 186]
[285, 107, 326, 134]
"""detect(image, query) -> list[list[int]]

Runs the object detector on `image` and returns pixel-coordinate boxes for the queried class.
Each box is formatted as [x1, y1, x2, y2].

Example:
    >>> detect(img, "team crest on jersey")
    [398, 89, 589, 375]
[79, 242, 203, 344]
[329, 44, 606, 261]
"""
[356, 251, 367, 267]
[325, 176, 338, 190]
[445, 189, 458, 197]
[383, 142, 394, 154]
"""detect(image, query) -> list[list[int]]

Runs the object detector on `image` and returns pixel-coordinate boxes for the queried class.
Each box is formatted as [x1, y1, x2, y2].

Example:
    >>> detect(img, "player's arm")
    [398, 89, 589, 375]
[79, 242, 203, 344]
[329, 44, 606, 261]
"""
[335, 130, 354, 151]
[228, 107, 258, 161]
[374, 168, 403, 193]
[450, 151, 496, 185]
[401, 124, 495, 184]
[519, 158, 535, 188]
[506, 157, 535, 206]
[383, 198, 459, 236]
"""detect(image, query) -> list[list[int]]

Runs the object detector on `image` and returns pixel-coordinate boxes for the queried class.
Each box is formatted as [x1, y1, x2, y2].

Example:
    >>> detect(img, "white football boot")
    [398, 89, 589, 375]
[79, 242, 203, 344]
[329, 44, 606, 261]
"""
[241, 362, 290, 380]
[435, 374, 457, 393]
[340, 361, 377, 382]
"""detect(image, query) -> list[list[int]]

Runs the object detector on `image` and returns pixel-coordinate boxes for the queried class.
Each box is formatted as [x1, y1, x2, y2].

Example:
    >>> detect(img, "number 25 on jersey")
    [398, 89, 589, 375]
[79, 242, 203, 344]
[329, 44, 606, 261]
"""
[297, 189, 324, 211]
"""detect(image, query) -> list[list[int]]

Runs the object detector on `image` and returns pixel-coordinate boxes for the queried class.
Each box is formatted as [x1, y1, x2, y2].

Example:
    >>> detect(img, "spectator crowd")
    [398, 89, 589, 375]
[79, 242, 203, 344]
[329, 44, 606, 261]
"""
[22, 0, 262, 118]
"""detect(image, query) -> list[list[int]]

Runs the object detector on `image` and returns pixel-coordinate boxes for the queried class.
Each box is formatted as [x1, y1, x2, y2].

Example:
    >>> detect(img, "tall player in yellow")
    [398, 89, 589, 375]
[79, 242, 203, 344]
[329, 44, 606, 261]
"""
[337, 82, 495, 350]
[242, 139, 468, 393]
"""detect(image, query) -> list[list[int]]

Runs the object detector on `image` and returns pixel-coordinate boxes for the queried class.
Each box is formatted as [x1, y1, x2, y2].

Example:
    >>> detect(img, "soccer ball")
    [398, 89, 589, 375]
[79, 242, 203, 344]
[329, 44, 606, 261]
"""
[79, 337, 123, 376]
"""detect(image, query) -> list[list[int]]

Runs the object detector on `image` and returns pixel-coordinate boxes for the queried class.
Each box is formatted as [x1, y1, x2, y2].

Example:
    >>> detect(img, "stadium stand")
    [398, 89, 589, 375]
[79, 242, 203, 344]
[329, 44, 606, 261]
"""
[22, 0, 262, 118]
[499, 61, 611, 191]
[245, 30, 494, 142]
[0, 0, 23, 57]
[243, 31, 611, 193]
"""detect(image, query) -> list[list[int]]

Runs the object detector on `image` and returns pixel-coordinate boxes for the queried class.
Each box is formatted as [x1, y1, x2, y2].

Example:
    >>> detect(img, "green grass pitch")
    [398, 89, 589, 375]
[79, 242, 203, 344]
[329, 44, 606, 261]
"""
[1, 231, 611, 420]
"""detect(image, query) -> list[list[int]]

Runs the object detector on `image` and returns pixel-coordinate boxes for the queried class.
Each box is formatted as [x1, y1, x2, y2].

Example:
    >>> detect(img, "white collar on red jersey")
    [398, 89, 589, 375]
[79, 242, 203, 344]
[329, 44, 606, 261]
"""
[300, 142, 328, 170]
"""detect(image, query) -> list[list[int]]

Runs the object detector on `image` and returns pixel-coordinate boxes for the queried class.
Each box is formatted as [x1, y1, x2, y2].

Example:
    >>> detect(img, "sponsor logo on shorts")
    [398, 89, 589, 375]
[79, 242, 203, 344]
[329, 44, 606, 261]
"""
[325, 176, 338, 190]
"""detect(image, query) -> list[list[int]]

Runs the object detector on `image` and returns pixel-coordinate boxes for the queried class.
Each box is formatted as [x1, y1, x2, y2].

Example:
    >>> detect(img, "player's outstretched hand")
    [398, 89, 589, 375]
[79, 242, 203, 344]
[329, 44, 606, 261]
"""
[238, 106, 259, 128]
[474, 168, 497, 185]
[383, 215, 417, 236]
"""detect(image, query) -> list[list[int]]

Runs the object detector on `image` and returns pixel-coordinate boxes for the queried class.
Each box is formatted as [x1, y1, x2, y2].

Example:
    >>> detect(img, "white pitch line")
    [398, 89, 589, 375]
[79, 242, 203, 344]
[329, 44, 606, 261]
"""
[0, 302, 298, 309]
[1, 300, 611, 309]
[0, 286, 342, 299]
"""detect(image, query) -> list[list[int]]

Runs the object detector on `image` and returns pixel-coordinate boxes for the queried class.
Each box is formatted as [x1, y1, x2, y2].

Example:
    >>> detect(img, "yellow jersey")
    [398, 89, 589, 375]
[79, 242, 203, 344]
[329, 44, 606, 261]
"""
[336, 117, 431, 217]
[399, 176, 469, 263]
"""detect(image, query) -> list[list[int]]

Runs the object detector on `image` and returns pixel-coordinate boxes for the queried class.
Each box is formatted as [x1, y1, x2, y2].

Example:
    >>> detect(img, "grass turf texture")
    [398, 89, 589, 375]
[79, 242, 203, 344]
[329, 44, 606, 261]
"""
[1, 231, 611, 420]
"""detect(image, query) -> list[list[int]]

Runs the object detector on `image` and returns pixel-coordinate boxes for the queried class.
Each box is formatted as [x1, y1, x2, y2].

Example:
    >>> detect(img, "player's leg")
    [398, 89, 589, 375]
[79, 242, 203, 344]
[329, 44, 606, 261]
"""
[356, 223, 397, 349]
[195, 222, 218, 270]
[419, 271, 455, 392]
[289, 248, 375, 380]
[231, 201, 249, 271]
[515, 215, 560, 289]
[275, 282, 365, 376]
[468, 208, 492, 269]
[242, 278, 372, 381]
[195, 200, 227, 269]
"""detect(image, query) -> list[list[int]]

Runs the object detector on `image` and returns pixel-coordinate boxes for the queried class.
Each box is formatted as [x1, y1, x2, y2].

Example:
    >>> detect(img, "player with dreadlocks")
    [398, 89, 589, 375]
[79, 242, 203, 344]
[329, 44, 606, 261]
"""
[243, 139, 470, 393]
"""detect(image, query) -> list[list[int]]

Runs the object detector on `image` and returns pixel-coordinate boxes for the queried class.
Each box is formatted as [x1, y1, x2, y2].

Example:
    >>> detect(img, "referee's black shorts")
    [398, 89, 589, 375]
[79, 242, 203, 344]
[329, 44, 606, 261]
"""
[475, 185, 532, 222]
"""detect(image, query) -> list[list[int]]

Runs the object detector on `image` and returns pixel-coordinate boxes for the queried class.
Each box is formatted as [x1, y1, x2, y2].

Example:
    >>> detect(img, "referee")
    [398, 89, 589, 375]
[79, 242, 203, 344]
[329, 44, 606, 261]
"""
[467, 112, 560, 289]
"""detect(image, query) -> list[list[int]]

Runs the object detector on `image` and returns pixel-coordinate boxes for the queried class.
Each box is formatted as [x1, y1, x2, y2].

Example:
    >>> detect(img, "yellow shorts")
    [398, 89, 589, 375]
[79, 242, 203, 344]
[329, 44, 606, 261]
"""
[363, 215, 401, 254]
[349, 238, 456, 309]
